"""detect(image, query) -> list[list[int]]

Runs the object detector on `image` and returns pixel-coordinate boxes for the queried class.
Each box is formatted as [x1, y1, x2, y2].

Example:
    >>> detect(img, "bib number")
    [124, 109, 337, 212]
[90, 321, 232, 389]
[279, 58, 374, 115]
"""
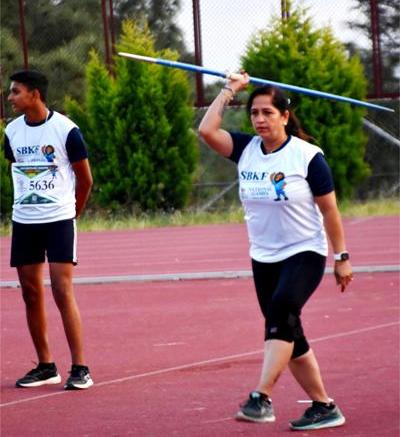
[29, 179, 56, 191]
[12, 162, 59, 205]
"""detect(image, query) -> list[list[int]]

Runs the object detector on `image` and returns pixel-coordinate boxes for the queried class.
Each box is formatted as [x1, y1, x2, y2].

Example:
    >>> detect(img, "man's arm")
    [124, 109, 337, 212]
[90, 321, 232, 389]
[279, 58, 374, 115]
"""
[72, 158, 93, 218]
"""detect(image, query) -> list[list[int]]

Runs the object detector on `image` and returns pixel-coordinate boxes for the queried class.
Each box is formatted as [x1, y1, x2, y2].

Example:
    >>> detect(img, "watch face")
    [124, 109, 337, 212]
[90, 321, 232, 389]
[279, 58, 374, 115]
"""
[340, 252, 350, 261]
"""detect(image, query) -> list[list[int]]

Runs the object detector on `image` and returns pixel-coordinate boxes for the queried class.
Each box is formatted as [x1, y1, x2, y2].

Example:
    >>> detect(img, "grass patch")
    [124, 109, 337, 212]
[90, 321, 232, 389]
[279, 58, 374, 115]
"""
[0, 198, 398, 236]
[338, 197, 400, 217]
[75, 206, 246, 232]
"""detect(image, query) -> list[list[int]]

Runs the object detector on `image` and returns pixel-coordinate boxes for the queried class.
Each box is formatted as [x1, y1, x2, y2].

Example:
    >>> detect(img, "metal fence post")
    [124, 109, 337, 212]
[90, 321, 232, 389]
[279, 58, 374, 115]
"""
[281, 0, 290, 21]
[370, 0, 383, 98]
[192, 0, 205, 106]
[18, 0, 29, 69]
[101, 0, 112, 70]
[108, 0, 116, 56]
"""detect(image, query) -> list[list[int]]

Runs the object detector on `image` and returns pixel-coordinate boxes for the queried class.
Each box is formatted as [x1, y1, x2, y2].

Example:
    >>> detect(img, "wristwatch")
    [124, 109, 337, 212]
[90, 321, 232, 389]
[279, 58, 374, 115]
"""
[334, 251, 350, 262]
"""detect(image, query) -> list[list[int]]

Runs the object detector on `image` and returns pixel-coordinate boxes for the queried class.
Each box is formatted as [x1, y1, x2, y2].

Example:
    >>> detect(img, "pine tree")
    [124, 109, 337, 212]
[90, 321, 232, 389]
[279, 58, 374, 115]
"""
[1, 0, 188, 116]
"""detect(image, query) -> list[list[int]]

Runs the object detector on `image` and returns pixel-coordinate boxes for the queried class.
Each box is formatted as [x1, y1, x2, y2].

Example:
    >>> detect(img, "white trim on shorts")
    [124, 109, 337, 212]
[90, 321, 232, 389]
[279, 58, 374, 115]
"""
[72, 219, 77, 264]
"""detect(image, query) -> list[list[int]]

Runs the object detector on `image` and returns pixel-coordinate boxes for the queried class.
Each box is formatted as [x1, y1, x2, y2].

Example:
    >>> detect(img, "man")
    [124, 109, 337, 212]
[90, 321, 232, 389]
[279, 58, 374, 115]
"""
[4, 69, 94, 390]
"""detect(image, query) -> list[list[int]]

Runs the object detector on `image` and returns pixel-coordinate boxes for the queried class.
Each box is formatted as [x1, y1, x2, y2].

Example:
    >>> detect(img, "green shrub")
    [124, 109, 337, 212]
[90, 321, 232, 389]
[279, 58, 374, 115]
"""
[241, 7, 370, 199]
[0, 120, 13, 221]
[66, 21, 197, 212]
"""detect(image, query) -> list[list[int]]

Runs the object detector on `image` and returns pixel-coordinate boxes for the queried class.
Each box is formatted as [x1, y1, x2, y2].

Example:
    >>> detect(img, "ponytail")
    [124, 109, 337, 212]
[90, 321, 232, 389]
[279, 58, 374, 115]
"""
[286, 111, 311, 141]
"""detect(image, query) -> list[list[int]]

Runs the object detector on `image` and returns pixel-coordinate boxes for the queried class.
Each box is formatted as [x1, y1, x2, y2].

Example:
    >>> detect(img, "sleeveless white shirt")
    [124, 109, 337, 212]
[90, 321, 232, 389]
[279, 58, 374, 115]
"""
[6, 111, 78, 224]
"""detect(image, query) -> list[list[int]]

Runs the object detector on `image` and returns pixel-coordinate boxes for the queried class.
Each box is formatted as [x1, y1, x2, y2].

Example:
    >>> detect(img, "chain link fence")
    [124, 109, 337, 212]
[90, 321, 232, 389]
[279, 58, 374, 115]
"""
[181, 0, 399, 208]
[2, 0, 399, 208]
[178, 0, 399, 98]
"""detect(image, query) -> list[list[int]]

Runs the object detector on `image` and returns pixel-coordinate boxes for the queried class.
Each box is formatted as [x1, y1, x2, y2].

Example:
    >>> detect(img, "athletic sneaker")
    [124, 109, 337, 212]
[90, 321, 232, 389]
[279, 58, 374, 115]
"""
[289, 401, 346, 431]
[16, 363, 61, 387]
[64, 364, 93, 390]
[236, 391, 276, 423]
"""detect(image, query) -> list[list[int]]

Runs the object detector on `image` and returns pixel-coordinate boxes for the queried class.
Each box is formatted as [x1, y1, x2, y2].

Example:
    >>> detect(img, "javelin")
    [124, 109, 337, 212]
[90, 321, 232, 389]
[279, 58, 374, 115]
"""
[118, 52, 394, 113]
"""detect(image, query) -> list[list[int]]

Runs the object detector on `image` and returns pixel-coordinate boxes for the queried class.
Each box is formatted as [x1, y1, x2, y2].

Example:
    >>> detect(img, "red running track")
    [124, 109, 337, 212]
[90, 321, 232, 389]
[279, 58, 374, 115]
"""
[0, 216, 399, 282]
[1, 273, 399, 436]
[1, 216, 399, 436]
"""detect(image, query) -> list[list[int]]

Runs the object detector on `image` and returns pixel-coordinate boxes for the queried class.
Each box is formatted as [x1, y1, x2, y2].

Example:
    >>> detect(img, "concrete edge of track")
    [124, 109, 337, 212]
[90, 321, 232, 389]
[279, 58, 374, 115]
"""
[1, 264, 399, 288]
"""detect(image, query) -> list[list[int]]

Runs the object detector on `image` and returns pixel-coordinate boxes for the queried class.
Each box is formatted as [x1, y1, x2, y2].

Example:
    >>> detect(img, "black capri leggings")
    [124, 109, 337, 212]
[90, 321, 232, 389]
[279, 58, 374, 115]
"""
[251, 251, 326, 359]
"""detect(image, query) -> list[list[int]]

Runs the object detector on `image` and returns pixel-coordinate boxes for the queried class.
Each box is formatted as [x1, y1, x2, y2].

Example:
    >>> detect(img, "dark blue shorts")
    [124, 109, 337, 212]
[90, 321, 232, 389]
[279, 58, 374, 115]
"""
[10, 219, 77, 267]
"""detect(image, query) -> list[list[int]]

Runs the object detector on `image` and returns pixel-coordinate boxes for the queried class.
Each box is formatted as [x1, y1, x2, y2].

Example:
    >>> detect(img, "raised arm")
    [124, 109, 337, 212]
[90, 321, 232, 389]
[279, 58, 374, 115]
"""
[198, 73, 249, 157]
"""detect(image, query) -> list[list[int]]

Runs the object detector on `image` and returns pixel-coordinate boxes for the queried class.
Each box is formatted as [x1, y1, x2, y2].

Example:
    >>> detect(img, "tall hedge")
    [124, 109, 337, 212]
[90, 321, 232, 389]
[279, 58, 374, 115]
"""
[241, 8, 370, 199]
[65, 21, 197, 212]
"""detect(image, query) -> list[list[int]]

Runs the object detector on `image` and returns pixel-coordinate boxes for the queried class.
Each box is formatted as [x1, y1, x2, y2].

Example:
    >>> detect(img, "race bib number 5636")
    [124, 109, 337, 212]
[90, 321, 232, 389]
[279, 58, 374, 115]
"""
[12, 162, 59, 205]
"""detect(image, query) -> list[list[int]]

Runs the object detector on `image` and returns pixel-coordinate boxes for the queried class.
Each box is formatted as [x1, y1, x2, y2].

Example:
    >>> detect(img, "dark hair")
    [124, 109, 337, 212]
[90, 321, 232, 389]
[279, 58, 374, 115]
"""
[246, 85, 311, 141]
[9, 69, 48, 102]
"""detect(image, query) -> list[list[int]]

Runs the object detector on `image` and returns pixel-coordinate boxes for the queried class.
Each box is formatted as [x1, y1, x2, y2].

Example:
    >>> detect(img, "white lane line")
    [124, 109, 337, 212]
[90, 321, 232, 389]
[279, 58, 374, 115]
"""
[309, 322, 399, 344]
[201, 417, 233, 424]
[153, 342, 186, 347]
[1, 321, 398, 408]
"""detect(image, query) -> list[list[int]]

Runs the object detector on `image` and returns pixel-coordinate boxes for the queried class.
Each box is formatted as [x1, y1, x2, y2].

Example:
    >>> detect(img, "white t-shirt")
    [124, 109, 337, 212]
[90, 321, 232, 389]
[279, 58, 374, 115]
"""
[230, 134, 331, 262]
[5, 111, 87, 224]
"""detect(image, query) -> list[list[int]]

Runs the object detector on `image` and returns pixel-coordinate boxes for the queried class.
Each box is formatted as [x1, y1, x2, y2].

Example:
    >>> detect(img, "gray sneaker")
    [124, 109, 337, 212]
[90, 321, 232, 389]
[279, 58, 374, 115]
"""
[289, 401, 345, 431]
[64, 365, 93, 390]
[236, 391, 276, 423]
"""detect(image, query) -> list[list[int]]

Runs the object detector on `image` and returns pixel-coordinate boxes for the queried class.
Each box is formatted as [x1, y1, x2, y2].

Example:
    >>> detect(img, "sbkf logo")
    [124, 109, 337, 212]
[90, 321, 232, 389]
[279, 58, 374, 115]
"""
[240, 171, 268, 181]
[16, 146, 40, 155]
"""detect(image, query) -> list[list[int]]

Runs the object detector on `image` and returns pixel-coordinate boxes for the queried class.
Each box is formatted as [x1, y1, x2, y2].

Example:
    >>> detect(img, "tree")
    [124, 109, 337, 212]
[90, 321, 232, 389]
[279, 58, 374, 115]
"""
[113, 0, 187, 54]
[241, 7, 370, 199]
[1, 0, 188, 116]
[65, 21, 197, 212]
[347, 0, 399, 95]
[1, 0, 101, 115]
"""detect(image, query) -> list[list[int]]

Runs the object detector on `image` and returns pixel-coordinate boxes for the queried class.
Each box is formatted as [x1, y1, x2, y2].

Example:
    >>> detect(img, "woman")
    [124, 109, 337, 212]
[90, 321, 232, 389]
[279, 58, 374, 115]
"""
[198, 73, 353, 431]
